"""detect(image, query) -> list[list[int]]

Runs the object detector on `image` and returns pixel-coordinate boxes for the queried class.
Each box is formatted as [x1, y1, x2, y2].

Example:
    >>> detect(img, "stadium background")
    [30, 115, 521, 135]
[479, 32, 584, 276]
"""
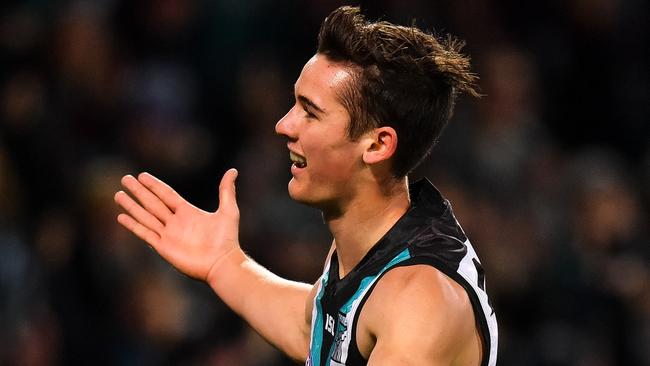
[0, 0, 648, 365]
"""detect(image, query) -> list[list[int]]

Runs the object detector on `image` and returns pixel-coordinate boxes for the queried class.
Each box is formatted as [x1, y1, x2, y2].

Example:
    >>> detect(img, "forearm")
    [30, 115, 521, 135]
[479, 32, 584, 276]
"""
[207, 248, 312, 361]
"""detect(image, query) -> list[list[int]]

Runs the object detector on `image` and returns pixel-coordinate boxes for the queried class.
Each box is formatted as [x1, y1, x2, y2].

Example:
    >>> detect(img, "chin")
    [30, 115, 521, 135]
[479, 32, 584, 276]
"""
[287, 178, 306, 202]
[288, 180, 339, 215]
[288, 179, 320, 206]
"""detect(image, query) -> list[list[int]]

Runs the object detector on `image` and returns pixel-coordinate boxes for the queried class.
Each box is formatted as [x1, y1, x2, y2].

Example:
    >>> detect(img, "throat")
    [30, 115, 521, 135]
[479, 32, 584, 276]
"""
[328, 185, 411, 278]
[335, 241, 373, 279]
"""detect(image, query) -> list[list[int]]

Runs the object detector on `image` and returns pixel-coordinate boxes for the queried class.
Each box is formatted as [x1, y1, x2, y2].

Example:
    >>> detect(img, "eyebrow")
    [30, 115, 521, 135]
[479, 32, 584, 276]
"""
[297, 95, 326, 115]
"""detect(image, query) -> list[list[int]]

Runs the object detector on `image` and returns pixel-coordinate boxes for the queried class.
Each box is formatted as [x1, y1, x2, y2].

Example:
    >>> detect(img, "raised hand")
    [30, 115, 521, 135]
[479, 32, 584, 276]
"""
[114, 169, 241, 282]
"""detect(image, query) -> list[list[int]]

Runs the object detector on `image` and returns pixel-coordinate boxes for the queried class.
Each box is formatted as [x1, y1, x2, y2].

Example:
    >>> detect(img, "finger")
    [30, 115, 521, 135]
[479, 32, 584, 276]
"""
[114, 190, 165, 234]
[117, 213, 161, 248]
[137, 172, 184, 212]
[121, 175, 173, 223]
[218, 168, 239, 214]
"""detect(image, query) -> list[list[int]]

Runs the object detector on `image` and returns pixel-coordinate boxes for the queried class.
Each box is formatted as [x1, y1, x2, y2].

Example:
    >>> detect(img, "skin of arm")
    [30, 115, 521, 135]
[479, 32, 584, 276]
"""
[358, 265, 482, 366]
[114, 169, 315, 361]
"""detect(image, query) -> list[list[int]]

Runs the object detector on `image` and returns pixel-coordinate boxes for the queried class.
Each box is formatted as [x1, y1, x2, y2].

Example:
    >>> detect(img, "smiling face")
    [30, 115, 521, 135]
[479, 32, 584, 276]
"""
[275, 54, 369, 213]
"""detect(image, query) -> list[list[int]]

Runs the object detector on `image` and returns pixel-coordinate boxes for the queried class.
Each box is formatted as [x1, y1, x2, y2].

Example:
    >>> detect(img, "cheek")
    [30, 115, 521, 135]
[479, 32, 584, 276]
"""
[313, 145, 360, 180]
[301, 125, 361, 180]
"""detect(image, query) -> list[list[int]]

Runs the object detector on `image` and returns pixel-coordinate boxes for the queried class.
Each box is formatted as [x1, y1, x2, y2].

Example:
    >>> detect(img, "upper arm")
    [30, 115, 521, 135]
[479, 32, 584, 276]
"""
[362, 265, 480, 365]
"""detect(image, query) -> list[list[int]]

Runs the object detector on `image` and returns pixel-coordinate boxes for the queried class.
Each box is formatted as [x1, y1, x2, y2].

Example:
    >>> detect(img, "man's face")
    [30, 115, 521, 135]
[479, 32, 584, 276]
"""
[275, 54, 367, 211]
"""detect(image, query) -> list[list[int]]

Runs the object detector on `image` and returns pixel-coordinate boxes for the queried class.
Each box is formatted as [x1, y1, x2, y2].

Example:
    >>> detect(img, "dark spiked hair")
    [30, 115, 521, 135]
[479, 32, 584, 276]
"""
[317, 6, 480, 177]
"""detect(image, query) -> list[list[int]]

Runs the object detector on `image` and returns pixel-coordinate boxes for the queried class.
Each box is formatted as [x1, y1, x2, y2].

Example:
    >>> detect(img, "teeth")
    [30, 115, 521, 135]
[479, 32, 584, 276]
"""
[290, 151, 307, 168]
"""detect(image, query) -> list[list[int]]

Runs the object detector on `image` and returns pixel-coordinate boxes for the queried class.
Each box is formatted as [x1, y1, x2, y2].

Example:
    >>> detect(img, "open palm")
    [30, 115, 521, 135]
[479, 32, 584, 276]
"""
[114, 169, 240, 281]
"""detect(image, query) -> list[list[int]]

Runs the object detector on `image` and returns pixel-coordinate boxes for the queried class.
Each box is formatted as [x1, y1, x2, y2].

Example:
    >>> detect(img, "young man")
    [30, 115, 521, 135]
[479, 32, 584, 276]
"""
[115, 6, 497, 366]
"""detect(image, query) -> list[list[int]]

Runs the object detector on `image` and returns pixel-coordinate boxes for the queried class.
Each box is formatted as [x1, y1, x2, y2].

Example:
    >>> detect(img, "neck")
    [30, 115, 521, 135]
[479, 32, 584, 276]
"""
[325, 177, 410, 278]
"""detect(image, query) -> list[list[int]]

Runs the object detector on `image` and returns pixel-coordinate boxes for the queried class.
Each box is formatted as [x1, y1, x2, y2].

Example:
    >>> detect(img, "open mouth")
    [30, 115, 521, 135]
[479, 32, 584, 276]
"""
[289, 151, 307, 169]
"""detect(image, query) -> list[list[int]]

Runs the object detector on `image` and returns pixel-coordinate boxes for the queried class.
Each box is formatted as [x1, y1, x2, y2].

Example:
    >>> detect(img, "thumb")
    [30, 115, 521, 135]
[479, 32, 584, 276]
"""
[218, 168, 239, 214]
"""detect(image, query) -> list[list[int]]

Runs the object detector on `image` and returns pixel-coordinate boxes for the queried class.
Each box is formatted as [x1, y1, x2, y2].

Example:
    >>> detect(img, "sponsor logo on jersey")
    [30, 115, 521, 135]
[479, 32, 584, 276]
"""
[331, 312, 348, 362]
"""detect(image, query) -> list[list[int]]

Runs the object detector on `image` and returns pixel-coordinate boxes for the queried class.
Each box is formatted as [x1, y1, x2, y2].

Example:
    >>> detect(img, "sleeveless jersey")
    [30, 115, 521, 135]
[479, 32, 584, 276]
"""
[306, 179, 498, 366]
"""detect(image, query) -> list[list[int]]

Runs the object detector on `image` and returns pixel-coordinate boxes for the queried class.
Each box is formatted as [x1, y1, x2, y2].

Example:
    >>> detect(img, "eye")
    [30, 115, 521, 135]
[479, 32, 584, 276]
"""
[302, 105, 317, 119]
[305, 109, 317, 119]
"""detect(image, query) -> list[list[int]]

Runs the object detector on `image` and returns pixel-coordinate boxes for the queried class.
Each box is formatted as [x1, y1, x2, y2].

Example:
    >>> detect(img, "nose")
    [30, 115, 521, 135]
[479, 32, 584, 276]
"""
[275, 107, 298, 139]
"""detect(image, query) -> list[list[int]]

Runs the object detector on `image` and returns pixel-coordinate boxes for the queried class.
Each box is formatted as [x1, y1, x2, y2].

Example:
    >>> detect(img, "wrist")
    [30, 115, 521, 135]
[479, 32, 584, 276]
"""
[206, 246, 245, 286]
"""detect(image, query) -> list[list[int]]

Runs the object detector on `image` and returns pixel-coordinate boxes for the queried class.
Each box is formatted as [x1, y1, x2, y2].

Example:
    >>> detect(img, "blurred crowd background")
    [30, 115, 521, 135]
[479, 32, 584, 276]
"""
[1, 0, 648, 365]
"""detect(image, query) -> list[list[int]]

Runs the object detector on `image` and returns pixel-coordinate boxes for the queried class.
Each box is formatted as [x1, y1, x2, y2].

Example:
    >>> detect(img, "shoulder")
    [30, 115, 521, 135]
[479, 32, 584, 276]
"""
[366, 264, 474, 334]
[358, 264, 480, 363]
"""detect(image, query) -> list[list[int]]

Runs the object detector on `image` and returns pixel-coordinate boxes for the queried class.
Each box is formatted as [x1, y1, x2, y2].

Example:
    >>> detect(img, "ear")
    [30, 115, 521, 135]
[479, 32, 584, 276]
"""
[362, 126, 398, 165]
